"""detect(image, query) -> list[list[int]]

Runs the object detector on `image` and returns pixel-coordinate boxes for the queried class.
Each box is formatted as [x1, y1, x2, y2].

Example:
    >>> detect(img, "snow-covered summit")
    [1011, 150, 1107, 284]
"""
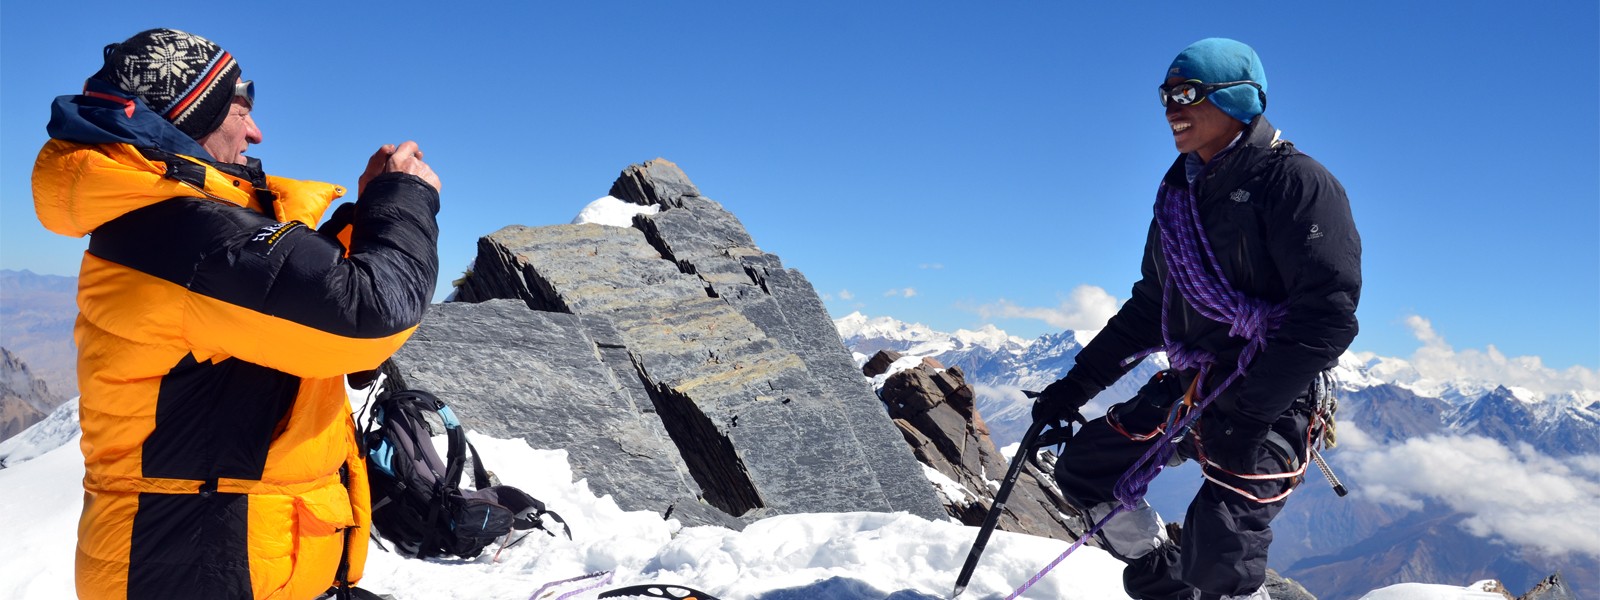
[572, 195, 660, 227]
[953, 323, 1031, 353]
[834, 311, 1031, 359]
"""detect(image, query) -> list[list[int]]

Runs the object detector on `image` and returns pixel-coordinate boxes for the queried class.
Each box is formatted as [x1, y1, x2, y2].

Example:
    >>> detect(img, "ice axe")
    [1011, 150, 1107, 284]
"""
[950, 390, 1084, 599]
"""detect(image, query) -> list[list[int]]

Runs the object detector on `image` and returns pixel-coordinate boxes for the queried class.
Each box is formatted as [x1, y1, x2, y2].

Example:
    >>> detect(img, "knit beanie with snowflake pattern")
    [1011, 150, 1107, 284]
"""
[99, 28, 241, 139]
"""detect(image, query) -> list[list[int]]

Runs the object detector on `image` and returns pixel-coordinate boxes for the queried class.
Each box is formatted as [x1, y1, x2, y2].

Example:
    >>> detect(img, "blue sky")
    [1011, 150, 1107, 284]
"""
[3, 1, 1596, 372]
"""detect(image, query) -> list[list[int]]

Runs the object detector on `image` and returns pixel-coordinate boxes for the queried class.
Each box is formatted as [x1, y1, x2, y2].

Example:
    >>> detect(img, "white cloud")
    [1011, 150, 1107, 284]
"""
[838, 289, 854, 301]
[1346, 432, 1600, 559]
[919, 263, 944, 270]
[883, 288, 917, 298]
[1401, 315, 1599, 396]
[974, 285, 1120, 331]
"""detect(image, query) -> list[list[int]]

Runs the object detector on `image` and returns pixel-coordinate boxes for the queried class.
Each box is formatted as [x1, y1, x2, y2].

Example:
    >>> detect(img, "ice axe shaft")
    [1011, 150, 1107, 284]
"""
[950, 391, 1082, 599]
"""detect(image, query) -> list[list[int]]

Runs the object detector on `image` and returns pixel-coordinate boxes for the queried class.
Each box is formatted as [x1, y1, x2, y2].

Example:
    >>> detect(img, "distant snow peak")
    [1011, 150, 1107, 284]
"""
[1337, 351, 1401, 390]
[832, 312, 1031, 357]
[1504, 386, 1538, 403]
[833, 311, 935, 340]
[952, 324, 1030, 352]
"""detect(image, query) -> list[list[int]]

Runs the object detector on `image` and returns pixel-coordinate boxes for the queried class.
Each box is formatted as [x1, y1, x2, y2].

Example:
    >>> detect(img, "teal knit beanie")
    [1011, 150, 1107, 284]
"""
[1166, 38, 1268, 124]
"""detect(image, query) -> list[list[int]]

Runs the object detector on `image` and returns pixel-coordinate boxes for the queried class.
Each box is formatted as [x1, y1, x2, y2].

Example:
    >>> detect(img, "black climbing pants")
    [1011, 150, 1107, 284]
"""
[1052, 371, 1312, 600]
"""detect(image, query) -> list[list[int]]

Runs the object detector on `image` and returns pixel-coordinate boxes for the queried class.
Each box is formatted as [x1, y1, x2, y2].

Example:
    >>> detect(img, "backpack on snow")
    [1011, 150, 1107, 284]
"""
[359, 387, 570, 559]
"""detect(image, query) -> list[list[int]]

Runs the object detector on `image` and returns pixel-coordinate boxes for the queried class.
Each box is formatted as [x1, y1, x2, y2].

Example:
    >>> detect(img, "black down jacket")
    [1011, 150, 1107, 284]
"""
[1066, 115, 1362, 428]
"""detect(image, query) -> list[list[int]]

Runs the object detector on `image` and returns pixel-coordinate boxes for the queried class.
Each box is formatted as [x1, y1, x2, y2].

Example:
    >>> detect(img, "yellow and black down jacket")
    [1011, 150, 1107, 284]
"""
[33, 90, 439, 599]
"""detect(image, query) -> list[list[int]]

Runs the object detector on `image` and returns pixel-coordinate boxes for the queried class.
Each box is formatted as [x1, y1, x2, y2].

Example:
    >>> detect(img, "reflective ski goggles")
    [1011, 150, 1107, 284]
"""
[235, 79, 255, 110]
[1158, 79, 1265, 111]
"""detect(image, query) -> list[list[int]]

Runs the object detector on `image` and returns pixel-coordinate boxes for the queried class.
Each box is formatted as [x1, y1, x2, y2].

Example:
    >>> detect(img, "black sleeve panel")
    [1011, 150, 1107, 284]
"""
[258, 173, 440, 338]
[1063, 219, 1167, 400]
[87, 172, 440, 340]
[1229, 155, 1362, 425]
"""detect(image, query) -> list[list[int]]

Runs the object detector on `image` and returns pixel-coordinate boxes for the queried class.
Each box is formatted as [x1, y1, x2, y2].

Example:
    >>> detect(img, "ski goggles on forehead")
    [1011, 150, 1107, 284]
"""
[1158, 79, 1266, 110]
[235, 79, 255, 109]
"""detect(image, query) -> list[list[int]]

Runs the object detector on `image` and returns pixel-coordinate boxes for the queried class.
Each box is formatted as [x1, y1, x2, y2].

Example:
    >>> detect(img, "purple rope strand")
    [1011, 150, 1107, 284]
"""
[556, 572, 614, 600]
[530, 570, 613, 600]
[1005, 507, 1126, 599]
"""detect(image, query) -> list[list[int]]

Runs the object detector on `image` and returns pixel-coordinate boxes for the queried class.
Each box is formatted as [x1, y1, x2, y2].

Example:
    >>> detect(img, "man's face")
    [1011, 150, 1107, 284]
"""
[1164, 77, 1242, 161]
[198, 97, 262, 165]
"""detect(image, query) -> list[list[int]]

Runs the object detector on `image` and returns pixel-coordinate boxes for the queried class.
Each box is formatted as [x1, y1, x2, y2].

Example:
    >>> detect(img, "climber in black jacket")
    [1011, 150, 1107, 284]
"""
[1031, 38, 1362, 600]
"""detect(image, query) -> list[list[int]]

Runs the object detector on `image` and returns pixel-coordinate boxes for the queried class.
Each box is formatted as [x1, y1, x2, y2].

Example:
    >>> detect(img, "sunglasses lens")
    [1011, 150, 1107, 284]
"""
[1160, 82, 1202, 106]
[236, 80, 254, 107]
[1172, 83, 1198, 105]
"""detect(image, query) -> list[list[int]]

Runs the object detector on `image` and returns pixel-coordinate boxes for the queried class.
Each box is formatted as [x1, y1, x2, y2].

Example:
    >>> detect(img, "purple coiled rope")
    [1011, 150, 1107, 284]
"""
[1007, 163, 1286, 599]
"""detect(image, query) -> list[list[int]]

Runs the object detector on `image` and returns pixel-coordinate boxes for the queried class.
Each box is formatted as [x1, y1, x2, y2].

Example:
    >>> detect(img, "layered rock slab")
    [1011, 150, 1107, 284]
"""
[428, 159, 945, 524]
[382, 299, 738, 529]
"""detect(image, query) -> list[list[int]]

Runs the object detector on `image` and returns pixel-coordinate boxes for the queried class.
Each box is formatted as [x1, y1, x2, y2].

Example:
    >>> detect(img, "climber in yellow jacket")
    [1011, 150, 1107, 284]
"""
[32, 28, 442, 599]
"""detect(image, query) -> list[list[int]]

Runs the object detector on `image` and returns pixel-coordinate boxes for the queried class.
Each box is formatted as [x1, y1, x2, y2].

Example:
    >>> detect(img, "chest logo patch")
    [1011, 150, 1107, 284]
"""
[1230, 189, 1250, 203]
[1307, 223, 1325, 241]
[245, 221, 304, 257]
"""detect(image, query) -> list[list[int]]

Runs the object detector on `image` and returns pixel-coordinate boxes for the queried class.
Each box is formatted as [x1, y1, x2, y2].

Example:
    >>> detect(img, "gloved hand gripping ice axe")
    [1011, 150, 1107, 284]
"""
[950, 390, 1084, 599]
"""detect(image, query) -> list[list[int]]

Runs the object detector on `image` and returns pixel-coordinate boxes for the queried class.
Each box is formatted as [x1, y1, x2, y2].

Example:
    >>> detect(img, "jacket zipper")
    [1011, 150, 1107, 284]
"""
[334, 462, 355, 597]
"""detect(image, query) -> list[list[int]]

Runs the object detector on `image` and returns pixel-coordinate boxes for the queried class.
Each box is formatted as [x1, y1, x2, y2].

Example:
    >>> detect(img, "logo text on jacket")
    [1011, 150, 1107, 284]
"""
[246, 221, 304, 257]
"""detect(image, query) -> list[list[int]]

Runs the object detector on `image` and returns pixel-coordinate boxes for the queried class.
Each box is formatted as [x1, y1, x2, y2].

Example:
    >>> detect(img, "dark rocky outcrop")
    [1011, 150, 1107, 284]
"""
[1, 348, 58, 443]
[391, 159, 945, 528]
[1262, 569, 1318, 600]
[862, 349, 908, 381]
[1519, 572, 1577, 600]
[865, 349, 1082, 542]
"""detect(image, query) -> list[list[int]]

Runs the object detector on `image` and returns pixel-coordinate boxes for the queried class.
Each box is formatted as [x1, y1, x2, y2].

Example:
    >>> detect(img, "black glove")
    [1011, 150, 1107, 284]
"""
[1202, 413, 1271, 474]
[347, 369, 380, 390]
[1032, 378, 1091, 424]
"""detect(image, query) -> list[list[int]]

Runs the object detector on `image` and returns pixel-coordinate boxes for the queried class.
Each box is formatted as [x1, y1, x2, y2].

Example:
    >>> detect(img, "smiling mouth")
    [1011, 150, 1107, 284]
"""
[1171, 122, 1192, 134]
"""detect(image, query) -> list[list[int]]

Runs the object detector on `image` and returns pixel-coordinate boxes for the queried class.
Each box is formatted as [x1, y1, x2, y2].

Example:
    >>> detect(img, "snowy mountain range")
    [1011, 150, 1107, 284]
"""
[834, 311, 1599, 599]
[834, 311, 1599, 454]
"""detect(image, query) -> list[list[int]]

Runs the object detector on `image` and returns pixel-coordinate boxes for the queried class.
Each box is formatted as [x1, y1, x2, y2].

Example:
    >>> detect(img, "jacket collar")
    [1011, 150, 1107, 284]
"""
[35, 139, 342, 239]
[1163, 115, 1282, 192]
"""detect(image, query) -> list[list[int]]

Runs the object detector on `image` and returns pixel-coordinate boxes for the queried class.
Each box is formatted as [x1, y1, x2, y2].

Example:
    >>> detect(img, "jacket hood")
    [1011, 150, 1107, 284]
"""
[48, 77, 215, 161]
[34, 81, 344, 238]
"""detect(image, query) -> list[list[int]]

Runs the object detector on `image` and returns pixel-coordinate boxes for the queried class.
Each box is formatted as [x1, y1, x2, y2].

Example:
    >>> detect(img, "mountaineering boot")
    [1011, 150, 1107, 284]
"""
[1084, 498, 1169, 562]
[1193, 586, 1271, 600]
